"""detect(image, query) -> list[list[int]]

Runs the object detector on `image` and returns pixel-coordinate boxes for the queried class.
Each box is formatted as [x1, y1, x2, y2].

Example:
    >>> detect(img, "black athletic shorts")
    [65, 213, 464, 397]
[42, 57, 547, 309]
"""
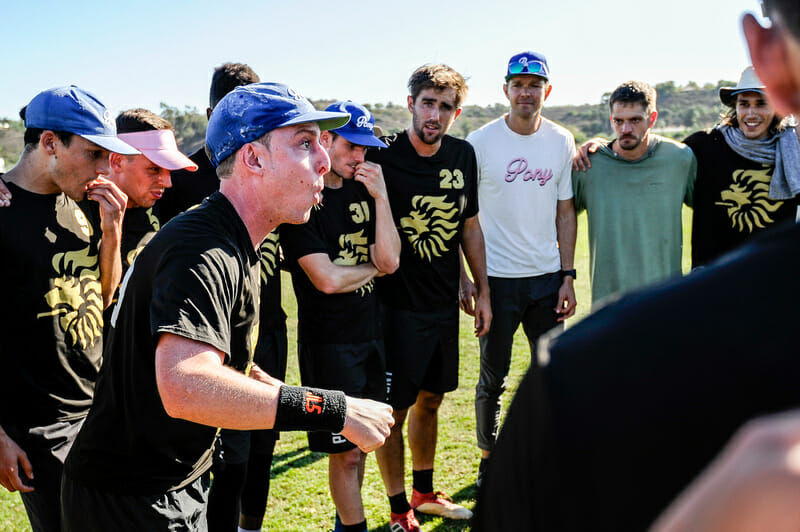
[299, 339, 386, 453]
[61, 471, 209, 532]
[381, 304, 460, 410]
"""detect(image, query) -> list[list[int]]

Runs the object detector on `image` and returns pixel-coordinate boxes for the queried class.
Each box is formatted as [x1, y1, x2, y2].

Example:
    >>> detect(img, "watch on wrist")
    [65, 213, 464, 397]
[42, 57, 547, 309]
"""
[560, 269, 577, 280]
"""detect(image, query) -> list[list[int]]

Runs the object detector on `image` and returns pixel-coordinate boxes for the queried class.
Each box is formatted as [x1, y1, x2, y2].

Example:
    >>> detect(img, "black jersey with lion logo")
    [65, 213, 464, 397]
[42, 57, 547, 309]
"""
[367, 131, 478, 311]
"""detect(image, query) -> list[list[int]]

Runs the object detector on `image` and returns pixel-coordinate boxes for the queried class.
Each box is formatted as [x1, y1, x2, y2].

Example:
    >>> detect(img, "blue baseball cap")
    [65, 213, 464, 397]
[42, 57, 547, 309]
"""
[505, 51, 550, 81]
[206, 82, 351, 167]
[324, 101, 387, 148]
[24, 86, 139, 155]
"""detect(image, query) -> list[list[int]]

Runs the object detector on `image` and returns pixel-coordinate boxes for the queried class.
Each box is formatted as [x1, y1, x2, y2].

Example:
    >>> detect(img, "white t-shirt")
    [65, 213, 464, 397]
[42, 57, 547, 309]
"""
[467, 116, 575, 278]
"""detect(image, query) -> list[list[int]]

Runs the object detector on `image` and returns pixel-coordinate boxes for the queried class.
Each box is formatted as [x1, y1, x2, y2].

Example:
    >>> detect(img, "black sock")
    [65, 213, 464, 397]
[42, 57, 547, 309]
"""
[389, 492, 411, 514]
[479, 458, 489, 473]
[412, 469, 434, 494]
[342, 520, 367, 532]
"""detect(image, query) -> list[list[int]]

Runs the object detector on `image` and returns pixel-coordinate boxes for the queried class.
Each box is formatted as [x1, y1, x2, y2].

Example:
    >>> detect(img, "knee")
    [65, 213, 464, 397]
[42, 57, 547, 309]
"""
[333, 448, 365, 470]
[416, 392, 444, 413]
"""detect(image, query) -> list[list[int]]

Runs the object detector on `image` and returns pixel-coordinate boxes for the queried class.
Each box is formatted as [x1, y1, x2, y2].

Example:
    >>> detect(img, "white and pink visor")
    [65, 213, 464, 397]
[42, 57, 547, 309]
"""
[117, 130, 198, 172]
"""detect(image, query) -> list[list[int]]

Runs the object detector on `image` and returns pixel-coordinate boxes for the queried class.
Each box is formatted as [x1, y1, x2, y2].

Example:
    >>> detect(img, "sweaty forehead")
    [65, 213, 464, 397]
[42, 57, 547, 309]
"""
[736, 91, 768, 103]
[610, 101, 648, 117]
[418, 87, 457, 105]
[508, 75, 547, 86]
[278, 122, 321, 137]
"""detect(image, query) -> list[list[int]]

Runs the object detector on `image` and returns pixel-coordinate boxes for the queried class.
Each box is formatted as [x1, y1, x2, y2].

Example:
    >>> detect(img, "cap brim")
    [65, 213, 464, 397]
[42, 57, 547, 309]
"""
[719, 87, 765, 106]
[337, 130, 388, 148]
[81, 134, 140, 155]
[281, 110, 351, 132]
[505, 73, 549, 82]
[141, 149, 199, 172]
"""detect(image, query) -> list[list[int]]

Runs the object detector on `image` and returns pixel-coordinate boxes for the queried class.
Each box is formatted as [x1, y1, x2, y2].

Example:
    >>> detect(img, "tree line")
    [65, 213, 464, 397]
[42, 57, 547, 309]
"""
[0, 80, 736, 168]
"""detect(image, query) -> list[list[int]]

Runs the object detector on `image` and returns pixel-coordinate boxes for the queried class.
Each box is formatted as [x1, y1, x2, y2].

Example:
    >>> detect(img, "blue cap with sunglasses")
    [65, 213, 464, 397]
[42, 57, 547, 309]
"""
[505, 51, 550, 81]
[206, 82, 351, 167]
[325, 101, 388, 148]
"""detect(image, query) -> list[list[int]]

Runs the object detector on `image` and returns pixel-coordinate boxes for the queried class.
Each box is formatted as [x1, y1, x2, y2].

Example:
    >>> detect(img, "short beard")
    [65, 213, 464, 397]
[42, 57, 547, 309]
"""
[413, 122, 445, 145]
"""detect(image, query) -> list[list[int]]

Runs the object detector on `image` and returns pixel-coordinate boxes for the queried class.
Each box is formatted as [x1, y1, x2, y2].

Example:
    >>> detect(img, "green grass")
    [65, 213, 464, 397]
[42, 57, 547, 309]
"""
[0, 208, 693, 531]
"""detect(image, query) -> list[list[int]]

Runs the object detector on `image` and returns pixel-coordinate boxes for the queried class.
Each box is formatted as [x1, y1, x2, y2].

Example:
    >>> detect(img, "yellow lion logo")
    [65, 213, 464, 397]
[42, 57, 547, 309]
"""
[37, 246, 103, 349]
[260, 231, 280, 286]
[335, 230, 369, 267]
[335, 230, 373, 295]
[715, 168, 783, 233]
[400, 195, 459, 261]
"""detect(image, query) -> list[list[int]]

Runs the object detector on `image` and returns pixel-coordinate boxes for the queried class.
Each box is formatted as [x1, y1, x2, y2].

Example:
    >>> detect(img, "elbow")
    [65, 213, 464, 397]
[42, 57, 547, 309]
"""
[314, 277, 340, 295]
[376, 255, 400, 275]
[156, 370, 191, 420]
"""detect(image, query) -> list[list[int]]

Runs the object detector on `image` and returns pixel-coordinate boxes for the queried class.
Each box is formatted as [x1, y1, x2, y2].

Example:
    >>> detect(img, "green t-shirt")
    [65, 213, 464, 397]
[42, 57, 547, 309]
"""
[572, 136, 696, 304]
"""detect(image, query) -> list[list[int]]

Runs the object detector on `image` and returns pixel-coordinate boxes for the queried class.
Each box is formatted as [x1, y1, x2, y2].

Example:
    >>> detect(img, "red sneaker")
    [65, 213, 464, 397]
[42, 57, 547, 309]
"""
[410, 488, 473, 520]
[389, 509, 421, 532]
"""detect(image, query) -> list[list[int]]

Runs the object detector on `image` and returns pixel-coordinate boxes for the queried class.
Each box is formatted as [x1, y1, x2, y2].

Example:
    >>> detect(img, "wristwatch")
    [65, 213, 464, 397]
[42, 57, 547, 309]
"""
[560, 269, 577, 280]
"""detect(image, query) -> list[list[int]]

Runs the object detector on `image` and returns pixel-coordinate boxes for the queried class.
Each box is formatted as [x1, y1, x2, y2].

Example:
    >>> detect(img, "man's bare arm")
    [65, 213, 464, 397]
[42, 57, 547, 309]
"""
[555, 198, 577, 321]
[298, 253, 379, 294]
[355, 161, 400, 274]
[461, 215, 492, 337]
[155, 333, 393, 452]
[87, 177, 127, 309]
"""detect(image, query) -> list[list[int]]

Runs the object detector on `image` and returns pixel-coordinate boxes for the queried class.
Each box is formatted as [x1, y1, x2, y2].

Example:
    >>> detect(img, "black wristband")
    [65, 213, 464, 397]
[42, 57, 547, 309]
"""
[274, 385, 347, 433]
[560, 269, 577, 280]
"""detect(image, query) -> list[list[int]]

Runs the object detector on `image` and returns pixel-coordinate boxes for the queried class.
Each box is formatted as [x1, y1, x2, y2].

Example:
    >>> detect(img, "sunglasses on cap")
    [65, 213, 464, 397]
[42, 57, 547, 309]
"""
[508, 60, 548, 77]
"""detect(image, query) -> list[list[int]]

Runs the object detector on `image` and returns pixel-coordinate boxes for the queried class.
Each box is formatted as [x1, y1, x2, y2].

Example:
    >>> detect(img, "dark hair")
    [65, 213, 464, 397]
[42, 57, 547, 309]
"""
[209, 63, 260, 109]
[19, 105, 74, 151]
[116, 108, 173, 134]
[764, 0, 800, 40]
[608, 81, 657, 114]
[407, 64, 469, 107]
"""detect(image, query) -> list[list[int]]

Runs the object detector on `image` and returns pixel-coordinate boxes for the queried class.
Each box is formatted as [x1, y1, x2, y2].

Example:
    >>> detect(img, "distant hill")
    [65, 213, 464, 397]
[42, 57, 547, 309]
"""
[0, 80, 735, 167]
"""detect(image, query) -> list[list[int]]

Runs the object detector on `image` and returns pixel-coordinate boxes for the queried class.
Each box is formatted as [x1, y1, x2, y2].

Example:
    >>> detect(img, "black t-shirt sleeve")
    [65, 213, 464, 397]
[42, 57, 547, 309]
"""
[464, 146, 479, 219]
[281, 214, 328, 262]
[149, 245, 239, 358]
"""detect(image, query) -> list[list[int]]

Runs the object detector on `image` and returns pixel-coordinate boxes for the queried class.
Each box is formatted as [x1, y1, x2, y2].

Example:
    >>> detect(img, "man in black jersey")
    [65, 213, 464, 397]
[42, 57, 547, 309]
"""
[156, 62, 286, 532]
[155, 63, 286, 532]
[0, 85, 134, 532]
[473, 2, 800, 531]
[366, 64, 491, 531]
[101, 108, 198, 328]
[61, 83, 394, 532]
[282, 101, 400, 532]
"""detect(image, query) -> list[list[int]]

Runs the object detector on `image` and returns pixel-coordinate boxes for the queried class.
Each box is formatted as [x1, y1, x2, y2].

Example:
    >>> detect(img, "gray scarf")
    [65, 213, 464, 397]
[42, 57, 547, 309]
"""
[719, 124, 800, 200]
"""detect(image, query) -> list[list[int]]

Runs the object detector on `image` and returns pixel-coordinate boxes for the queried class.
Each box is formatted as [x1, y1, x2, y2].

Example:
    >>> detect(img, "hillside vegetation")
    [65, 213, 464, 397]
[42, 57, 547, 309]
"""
[0, 80, 734, 168]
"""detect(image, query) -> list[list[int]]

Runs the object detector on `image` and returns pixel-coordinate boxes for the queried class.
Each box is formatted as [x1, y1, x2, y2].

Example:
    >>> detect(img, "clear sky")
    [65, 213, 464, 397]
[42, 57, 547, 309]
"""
[2, 0, 763, 120]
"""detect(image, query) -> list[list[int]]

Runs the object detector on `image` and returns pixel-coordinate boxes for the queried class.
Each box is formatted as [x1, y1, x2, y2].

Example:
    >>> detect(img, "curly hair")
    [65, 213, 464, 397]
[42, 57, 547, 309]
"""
[608, 81, 657, 114]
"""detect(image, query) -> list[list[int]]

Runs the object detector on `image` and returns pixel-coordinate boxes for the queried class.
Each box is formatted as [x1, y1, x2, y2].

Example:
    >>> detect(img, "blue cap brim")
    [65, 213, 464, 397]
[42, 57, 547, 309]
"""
[336, 130, 388, 148]
[281, 110, 351, 132]
[80, 134, 140, 155]
[505, 73, 549, 82]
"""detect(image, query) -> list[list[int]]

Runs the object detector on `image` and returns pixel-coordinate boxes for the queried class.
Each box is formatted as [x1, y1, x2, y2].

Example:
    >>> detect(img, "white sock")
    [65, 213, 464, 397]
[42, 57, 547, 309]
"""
[238, 527, 260, 532]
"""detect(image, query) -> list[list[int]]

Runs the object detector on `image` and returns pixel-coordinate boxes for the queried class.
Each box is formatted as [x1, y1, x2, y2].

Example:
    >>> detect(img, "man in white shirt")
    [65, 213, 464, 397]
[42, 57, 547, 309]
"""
[465, 50, 577, 486]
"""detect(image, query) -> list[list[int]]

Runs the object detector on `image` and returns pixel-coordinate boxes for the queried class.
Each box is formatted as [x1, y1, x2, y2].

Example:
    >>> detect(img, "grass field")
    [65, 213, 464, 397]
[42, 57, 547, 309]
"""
[0, 209, 693, 531]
